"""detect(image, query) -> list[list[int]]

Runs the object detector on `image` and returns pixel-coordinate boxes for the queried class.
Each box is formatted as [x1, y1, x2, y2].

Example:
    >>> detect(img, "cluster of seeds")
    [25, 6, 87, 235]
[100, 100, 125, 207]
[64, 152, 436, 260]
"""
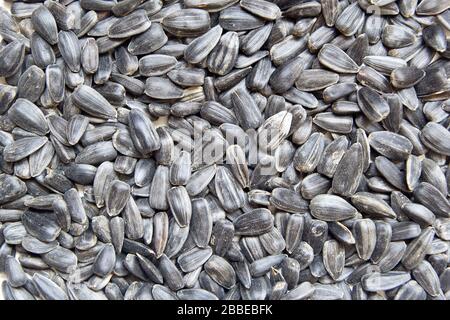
[0, 0, 450, 300]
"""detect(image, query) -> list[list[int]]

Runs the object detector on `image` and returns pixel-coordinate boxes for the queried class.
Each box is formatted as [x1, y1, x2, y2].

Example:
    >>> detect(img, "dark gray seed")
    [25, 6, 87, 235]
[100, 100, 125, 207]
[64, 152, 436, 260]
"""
[75, 141, 118, 165]
[357, 87, 390, 122]
[31, 5, 58, 45]
[402, 227, 435, 270]
[391, 67, 426, 89]
[184, 25, 222, 64]
[323, 82, 358, 103]
[5, 256, 27, 288]
[352, 192, 396, 219]
[210, 219, 234, 257]
[128, 23, 168, 55]
[357, 66, 392, 93]
[332, 143, 364, 197]
[3, 222, 26, 245]
[33, 273, 68, 300]
[413, 182, 450, 218]
[284, 1, 322, 19]
[72, 85, 117, 120]
[145, 77, 184, 100]
[94, 53, 112, 84]
[233, 208, 273, 236]
[151, 211, 168, 258]
[106, 180, 130, 217]
[296, 69, 339, 92]
[282, 282, 315, 300]
[363, 55, 407, 76]
[207, 31, 239, 76]
[149, 165, 170, 210]
[123, 197, 144, 240]
[423, 24, 447, 52]
[219, 5, 265, 31]
[394, 280, 427, 300]
[421, 158, 447, 195]
[310, 194, 357, 221]
[362, 271, 411, 292]
[215, 166, 245, 213]
[3, 136, 48, 163]
[335, 2, 365, 36]
[328, 221, 355, 245]
[412, 260, 441, 297]
[21, 235, 58, 255]
[316, 136, 348, 178]
[353, 219, 376, 261]
[0, 41, 25, 78]
[108, 10, 151, 39]
[382, 25, 416, 48]
[190, 198, 212, 248]
[162, 8, 210, 37]
[167, 186, 192, 227]
[200, 101, 238, 125]
[42, 246, 78, 273]
[93, 243, 116, 277]
[270, 188, 308, 214]
[109, 216, 124, 254]
[371, 221, 392, 264]
[420, 122, 450, 156]
[323, 240, 345, 280]
[128, 109, 160, 155]
[318, 44, 359, 73]
[80, 38, 99, 75]
[8, 99, 48, 136]
[138, 54, 177, 77]
[159, 254, 184, 291]
[67, 115, 89, 146]
[64, 188, 87, 225]
[17, 65, 45, 103]
[178, 247, 213, 273]
[269, 56, 304, 94]
[58, 31, 81, 73]
[204, 255, 236, 289]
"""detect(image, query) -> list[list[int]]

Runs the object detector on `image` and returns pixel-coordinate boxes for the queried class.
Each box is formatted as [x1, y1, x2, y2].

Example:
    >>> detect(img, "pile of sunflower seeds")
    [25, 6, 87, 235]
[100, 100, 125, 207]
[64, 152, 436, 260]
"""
[0, 0, 450, 300]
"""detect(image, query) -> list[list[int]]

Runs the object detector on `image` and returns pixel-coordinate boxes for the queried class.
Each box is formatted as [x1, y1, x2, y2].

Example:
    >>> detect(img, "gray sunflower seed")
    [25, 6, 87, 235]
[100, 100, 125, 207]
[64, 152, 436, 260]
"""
[17, 65, 45, 103]
[162, 8, 210, 37]
[318, 44, 359, 74]
[353, 219, 377, 261]
[233, 208, 273, 236]
[205, 255, 236, 289]
[80, 38, 99, 75]
[72, 85, 117, 120]
[123, 197, 144, 240]
[158, 254, 184, 291]
[3, 136, 48, 163]
[371, 221, 392, 264]
[335, 2, 365, 36]
[402, 226, 435, 270]
[332, 143, 364, 197]
[413, 182, 450, 218]
[93, 243, 116, 277]
[8, 99, 48, 136]
[0, 41, 25, 78]
[128, 22, 168, 55]
[310, 194, 357, 221]
[412, 260, 442, 297]
[108, 10, 151, 39]
[167, 186, 192, 227]
[30, 5, 58, 45]
[420, 122, 450, 156]
[357, 87, 390, 122]
[210, 219, 234, 257]
[362, 271, 411, 292]
[32, 273, 68, 300]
